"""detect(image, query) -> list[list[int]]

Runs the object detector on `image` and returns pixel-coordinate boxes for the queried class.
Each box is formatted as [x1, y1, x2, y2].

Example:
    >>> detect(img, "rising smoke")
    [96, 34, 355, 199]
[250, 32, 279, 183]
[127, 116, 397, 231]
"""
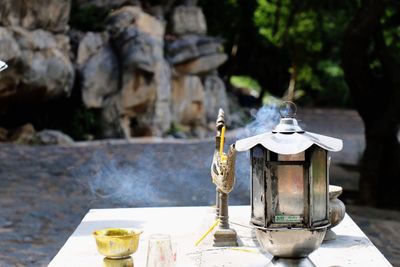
[73, 104, 281, 207]
[242, 103, 281, 138]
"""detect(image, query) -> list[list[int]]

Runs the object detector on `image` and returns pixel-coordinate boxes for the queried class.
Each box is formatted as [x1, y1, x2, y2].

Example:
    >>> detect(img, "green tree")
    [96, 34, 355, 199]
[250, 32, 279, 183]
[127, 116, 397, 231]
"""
[342, 0, 400, 208]
[201, 0, 400, 208]
[254, 0, 355, 105]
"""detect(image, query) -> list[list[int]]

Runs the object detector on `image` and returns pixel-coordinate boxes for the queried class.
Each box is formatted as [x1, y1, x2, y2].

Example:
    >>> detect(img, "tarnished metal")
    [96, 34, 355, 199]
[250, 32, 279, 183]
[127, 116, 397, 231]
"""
[255, 226, 326, 258]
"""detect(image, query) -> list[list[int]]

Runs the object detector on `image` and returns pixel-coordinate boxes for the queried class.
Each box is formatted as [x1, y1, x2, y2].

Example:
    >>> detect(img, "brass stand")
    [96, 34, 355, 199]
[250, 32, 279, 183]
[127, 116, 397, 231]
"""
[211, 108, 238, 247]
[215, 188, 220, 219]
[213, 190, 238, 247]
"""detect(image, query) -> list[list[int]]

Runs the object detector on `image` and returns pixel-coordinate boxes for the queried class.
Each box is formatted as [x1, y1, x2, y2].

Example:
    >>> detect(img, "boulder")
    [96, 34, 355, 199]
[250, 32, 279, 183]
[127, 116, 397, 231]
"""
[100, 96, 125, 138]
[36, 130, 74, 145]
[118, 28, 162, 73]
[116, 60, 172, 137]
[152, 60, 172, 136]
[174, 53, 227, 75]
[107, 6, 164, 41]
[119, 72, 156, 115]
[203, 75, 229, 123]
[77, 32, 109, 66]
[171, 6, 207, 36]
[0, 27, 21, 100]
[171, 75, 205, 126]
[97, 5, 172, 137]
[10, 123, 36, 144]
[0, 0, 71, 33]
[75, 0, 140, 9]
[78, 32, 119, 108]
[81, 44, 119, 108]
[13, 28, 75, 99]
[0, 27, 74, 104]
[167, 36, 224, 64]
[0, 27, 21, 63]
[107, 6, 165, 73]
[0, 127, 8, 141]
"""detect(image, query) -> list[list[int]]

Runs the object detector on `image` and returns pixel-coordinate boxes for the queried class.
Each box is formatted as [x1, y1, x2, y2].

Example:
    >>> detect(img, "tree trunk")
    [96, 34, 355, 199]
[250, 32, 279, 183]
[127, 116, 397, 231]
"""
[342, 0, 400, 208]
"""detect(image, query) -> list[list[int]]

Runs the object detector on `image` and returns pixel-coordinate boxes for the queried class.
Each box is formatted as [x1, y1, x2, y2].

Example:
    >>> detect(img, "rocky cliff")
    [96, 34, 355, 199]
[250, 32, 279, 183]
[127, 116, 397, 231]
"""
[0, 0, 229, 139]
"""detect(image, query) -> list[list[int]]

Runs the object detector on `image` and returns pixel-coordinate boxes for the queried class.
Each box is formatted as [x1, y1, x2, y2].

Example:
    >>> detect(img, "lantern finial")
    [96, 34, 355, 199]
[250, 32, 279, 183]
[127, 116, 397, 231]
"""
[273, 101, 304, 133]
[279, 101, 297, 118]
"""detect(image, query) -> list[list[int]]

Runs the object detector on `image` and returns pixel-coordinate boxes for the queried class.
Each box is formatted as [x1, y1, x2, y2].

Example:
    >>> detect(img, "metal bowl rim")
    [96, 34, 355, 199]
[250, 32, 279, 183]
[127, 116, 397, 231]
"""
[92, 228, 143, 238]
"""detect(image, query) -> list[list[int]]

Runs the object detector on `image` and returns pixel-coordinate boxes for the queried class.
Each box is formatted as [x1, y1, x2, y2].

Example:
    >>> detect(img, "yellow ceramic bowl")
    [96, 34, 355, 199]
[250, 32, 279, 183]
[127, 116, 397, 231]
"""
[93, 228, 142, 259]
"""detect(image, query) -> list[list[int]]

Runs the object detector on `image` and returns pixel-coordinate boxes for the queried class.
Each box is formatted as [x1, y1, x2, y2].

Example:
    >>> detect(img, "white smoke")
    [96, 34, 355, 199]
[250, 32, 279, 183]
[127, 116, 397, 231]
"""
[243, 104, 281, 137]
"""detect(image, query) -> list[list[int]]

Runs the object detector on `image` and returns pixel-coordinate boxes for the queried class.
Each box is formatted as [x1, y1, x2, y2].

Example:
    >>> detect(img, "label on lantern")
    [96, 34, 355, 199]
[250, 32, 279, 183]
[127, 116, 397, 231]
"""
[275, 215, 302, 223]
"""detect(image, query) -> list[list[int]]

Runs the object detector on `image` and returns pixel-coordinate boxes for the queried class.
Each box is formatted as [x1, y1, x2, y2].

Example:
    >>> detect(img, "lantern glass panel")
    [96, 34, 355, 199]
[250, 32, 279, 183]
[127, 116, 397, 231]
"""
[276, 165, 304, 217]
[311, 148, 327, 222]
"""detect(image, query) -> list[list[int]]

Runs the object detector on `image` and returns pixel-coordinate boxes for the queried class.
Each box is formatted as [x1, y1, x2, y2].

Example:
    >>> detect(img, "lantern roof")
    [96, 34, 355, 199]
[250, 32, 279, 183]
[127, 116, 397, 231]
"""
[235, 103, 343, 154]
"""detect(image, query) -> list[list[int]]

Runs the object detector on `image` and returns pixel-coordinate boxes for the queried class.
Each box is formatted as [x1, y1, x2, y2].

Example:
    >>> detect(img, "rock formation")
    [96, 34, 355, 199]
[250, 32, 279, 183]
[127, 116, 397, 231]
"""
[0, 0, 229, 139]
[0, 0, 74, 114]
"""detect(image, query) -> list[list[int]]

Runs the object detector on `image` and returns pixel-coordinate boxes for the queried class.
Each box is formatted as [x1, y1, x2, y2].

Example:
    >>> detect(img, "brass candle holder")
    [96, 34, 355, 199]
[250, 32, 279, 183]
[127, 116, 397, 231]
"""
[210, 109, 238, 247]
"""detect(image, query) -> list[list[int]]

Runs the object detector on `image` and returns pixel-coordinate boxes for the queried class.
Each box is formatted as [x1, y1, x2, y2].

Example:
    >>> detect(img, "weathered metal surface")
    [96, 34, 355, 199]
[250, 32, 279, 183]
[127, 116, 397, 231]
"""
[254, 226, 327, 258]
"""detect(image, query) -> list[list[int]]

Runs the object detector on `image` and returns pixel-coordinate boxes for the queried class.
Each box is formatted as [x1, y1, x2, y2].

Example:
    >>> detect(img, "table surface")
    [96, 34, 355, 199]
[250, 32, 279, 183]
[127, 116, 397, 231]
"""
[49, 206, 392, 267]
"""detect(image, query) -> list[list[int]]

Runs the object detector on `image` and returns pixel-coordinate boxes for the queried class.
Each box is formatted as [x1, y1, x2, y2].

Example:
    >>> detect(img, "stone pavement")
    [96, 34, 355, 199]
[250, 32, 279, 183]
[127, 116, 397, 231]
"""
[0, 109, 399, 267]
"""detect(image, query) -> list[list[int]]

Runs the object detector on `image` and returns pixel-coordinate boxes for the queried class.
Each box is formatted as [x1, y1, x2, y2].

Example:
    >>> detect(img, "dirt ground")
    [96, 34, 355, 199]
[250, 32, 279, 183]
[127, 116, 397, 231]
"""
[0, 109, 399, 266]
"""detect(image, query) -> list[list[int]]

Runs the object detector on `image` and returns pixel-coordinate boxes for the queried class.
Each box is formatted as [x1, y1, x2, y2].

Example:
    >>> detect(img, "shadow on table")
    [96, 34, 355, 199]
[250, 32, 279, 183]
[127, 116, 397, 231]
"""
[322, 234, 372, 249]
[266, 257, 316, 267]
[72, 220, 147, 236]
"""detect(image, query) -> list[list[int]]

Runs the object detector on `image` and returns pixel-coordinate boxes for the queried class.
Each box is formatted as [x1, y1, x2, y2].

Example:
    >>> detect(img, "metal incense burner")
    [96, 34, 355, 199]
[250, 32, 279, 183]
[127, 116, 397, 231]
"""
[210, 102, 344, 259]
[234, 102, 343, 258]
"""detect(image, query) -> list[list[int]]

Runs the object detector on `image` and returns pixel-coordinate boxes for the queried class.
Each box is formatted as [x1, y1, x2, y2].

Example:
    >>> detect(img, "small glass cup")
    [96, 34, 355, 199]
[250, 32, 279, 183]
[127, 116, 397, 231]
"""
[146, 234, 176, 267]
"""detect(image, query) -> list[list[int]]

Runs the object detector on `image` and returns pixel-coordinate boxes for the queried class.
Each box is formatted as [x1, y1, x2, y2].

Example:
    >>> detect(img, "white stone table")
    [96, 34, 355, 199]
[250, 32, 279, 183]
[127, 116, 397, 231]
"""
[49, 206, 392, 267]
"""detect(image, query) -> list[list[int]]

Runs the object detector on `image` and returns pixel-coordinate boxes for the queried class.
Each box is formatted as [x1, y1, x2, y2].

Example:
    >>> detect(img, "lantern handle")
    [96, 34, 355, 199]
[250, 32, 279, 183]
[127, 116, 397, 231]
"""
[279, 101, 297, 118]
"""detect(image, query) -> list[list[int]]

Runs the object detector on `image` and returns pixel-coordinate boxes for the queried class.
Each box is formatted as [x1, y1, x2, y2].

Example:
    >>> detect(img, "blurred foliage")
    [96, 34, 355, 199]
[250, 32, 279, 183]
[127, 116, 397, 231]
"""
[254, 0, 356, 106]
[199, 0, 360, 107]
[381, 2, 400, 60]
[67, 107, 101, 140]
[230, 75, 262, 95]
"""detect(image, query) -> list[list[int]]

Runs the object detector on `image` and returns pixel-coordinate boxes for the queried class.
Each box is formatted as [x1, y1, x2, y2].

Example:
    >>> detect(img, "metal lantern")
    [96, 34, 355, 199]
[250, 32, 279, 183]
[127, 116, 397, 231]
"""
[235, 103, 343, 258]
